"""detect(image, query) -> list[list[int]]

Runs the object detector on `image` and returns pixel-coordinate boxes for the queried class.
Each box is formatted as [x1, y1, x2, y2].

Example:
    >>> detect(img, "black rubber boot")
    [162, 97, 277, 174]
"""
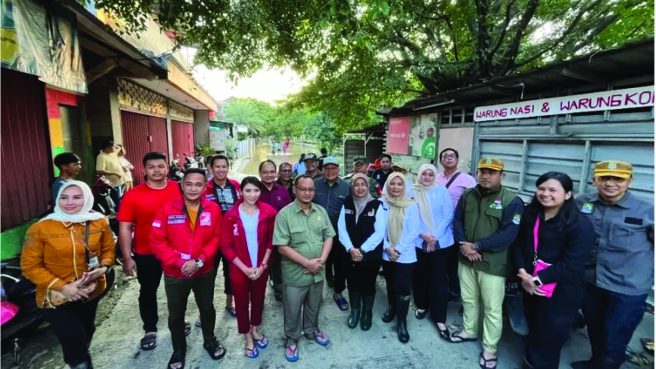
[396, 295, 410, 343]
[360, 295, 375, 331]
[347, 291, 362, 329]
[381, 304, 395, 323]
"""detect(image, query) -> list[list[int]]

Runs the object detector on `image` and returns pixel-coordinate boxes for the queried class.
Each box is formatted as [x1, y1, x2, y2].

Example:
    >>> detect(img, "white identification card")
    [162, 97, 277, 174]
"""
[87, 256, 99, 270]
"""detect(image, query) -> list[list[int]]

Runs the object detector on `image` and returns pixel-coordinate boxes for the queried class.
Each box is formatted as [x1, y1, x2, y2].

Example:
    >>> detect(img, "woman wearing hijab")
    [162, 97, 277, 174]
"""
[21, 181, 115, 369]
[408, 164, 454, 340]
[337, 173, 386, 331]
[380, 172, 422, 343]
[513, 172, 594, 369]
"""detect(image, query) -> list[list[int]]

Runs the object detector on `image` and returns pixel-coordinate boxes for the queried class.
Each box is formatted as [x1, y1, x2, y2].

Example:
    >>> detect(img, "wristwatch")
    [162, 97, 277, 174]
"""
[195, 259, 204, 268]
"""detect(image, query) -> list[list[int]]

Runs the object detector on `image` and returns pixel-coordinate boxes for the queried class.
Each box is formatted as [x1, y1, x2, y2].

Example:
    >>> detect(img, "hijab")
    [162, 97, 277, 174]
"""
[42, 180, 106, 223]
[350, 173, 374, 222]
[413, 163, 438, 230]
[383, 172, 415, 246]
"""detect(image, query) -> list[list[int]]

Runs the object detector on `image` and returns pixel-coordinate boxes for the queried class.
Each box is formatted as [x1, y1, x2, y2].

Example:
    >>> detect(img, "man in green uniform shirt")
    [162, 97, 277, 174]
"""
[273, 174, 335, 362]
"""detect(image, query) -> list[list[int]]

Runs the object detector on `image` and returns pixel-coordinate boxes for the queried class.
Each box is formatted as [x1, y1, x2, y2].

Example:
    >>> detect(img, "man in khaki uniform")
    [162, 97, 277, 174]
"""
[273, 174, 335, 362]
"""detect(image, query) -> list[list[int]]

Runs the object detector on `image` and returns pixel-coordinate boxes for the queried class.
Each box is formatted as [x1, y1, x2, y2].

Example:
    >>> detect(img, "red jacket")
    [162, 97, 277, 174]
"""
[150, 198, 222, 278]
[219, 200, 276, 269]
[204, 178, 241, 207]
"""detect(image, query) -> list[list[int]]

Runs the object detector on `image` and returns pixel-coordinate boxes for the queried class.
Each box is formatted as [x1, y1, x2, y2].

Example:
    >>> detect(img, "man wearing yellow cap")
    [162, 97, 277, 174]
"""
[572, 161, 654, 369]
[450, 158, 524, 369]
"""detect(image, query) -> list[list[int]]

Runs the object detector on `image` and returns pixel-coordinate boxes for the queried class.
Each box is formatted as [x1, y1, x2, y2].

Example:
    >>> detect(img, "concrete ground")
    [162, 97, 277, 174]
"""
[5, 264, 652, 369]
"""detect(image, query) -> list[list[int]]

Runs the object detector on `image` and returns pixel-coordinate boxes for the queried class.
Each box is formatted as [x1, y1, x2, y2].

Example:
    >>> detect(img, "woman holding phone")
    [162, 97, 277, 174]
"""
[21, 181, 115, 369]
[512, 172, 594, 369]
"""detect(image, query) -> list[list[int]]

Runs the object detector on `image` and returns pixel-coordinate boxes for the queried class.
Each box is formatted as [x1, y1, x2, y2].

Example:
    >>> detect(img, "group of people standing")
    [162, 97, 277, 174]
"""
[20, 145, 652, 369]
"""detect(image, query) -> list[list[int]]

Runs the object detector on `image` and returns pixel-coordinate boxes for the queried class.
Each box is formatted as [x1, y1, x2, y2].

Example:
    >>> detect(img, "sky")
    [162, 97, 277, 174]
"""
[181, 47, 306, 105]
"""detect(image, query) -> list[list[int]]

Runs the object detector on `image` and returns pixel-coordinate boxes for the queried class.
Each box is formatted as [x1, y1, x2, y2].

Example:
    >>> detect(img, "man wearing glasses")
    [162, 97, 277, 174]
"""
[273, 174, 335, 362]
[436, 148, 477, 301]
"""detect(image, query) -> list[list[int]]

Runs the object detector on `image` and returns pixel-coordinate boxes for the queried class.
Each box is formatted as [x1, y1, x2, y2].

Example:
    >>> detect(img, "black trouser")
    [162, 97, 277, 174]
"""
[43, 299, 100, 367]
[326, 236, 348, 294]
[133, 253, 162, 333]
[270, 248, 283, 295]
[412, 247, 450, 323]
[523, 288, 582, 369]
[215, 250, 232, 296]
[382, 261, 414, 305]
[164, 272, 217, 353]
[446, 245, 460, 297]
[346, 257, 382, 295]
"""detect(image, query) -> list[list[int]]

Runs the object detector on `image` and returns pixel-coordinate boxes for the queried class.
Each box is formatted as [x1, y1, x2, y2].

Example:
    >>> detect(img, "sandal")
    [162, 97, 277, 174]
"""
[479, 352, 498, 369]
[140, 333, 157, 351]
[253, 334, 269, 349]
[641, 338, 654, 354]
[184, 322, 191, 336]
[284, 341, 299, 362]
[415, 308, 427, 320]
[244, 346, 259, 359]
[436, 323, 451, 342]
[203, 338, 227, 360]
[450, 331, 477, 343]
[166, 351, 185, 369]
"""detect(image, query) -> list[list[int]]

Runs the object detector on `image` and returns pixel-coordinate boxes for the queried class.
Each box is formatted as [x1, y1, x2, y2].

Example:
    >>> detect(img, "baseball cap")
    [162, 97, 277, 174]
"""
[477, 158, 504, 171]
[594, 160, 633, 179]
[304, 153, 318, 161]
[323, 156, 339, 167]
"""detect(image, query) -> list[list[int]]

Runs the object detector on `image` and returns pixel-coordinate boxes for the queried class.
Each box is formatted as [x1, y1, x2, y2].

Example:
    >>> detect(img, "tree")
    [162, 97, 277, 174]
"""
[98, 0, 654, 130]
[222, 98, 274, 133]
[303, 113, 341, 153]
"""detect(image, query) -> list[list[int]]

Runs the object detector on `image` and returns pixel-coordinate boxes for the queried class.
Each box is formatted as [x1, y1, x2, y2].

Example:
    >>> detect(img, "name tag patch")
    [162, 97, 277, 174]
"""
[367, 209, 376, 217]
[199, 212, 211, 226]
[490, 199, 503, 210]
[344, 209, 354, 215]
[624, 217, 643, 225]
[168, 215, 186, 224]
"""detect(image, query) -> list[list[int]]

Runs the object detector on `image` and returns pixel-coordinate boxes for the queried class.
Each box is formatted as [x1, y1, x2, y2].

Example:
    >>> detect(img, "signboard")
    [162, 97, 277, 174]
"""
[409, 113, 437, 158]
[209, 126, 227, 152]
[387, 116, 410, 155]
[474, 86, 655, 122]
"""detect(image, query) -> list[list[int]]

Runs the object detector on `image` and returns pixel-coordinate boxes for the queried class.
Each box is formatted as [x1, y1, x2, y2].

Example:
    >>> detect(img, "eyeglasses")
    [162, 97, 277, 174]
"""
[280, 169, 292, 172]
[296, 187, 315, 192]
[441, 154, 457, 159]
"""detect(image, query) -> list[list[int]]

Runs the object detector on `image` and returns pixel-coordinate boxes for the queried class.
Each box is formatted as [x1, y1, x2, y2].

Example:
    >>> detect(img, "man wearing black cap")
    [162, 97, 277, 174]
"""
[352, 156, 377, 198]
[303, 153, 323, 180]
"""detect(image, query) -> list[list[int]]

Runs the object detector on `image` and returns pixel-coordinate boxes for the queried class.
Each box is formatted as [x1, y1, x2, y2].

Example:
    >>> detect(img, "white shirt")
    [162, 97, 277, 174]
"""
[239, 209, 259, 267]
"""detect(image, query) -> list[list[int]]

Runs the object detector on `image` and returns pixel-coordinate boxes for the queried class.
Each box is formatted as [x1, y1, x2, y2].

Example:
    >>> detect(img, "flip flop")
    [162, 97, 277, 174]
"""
[449, 331, 477, 343]
[166, 350, 185, 369]
[184, 322, 191, 336]
[140, 333, 157, 350]
[284, 342, 299, 362]
[254, 334, 269, 349]
[641, 338, 654, 354]
[479, 352, 497, 369]
[244, 346, 259, 359]
[437, 324, 451, 342]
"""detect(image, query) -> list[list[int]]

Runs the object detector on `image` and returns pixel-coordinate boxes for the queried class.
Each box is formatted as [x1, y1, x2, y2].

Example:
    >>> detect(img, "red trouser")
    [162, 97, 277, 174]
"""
[230, 265, 268, 334]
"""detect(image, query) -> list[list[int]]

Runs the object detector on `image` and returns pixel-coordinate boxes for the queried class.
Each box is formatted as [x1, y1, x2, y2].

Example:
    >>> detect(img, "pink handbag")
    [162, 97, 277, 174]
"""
[532, 218, 557, 298]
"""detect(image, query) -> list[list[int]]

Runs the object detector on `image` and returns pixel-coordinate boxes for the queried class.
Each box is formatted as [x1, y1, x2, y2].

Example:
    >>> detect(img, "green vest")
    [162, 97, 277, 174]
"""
[459, 186, 516, 276]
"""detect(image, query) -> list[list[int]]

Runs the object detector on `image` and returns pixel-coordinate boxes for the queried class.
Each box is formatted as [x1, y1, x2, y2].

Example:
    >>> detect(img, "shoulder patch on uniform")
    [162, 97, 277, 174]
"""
[512, 213, 521, 225]
[581, 202, 594, 214]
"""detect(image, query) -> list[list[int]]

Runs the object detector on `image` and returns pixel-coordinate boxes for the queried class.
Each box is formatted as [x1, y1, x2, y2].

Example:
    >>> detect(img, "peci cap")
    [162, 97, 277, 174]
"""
[477, 158, 504, 171]
[322, 156, 339, 167]
[352, 156, 366, 165]
[594, 160, 633, 179]
[304, 153, 318, 161]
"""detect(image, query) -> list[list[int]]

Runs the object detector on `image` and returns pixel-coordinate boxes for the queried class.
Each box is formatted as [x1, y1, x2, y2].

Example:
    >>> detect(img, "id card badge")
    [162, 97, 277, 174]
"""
[87, 256, 99, 270]
[180, 253, 192, 261]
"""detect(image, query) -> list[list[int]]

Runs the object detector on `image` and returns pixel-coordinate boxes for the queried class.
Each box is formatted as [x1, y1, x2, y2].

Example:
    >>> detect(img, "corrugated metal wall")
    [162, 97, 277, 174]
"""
[1, 70, 51, 230]
[120, 111, 169, 185]
[476, 86, 654, 203]
[171, 120, 195, 161]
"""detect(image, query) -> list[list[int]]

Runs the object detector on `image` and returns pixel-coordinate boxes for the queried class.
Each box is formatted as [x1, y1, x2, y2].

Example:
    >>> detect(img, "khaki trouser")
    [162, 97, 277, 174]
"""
[282, 281, 324, 342]
[458, 262, 506, 353]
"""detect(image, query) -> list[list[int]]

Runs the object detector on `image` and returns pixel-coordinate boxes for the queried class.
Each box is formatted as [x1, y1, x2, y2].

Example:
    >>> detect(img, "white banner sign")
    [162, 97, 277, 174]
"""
[474, 86, 654, 122]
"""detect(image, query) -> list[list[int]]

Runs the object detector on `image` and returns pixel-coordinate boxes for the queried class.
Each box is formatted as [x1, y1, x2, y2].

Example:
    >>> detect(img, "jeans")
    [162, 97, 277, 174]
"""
[133, 253, 162, 333]
[164, 271, 217, 352]
[42, 299, 100, 367]
[581, 283, 647, 369]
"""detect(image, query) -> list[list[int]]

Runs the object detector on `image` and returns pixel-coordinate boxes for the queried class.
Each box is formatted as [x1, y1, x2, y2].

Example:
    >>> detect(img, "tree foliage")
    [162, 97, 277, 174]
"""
[98, 0, 654, 130]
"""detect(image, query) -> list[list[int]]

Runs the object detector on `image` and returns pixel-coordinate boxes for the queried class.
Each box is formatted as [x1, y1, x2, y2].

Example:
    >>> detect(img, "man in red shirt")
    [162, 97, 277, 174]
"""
[151, 168, 225, 369]
[117, 152, 181, 351]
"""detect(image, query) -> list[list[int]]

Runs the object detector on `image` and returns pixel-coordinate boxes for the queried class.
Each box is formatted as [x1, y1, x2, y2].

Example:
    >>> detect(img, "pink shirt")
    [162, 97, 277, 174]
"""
[436, 171, 477, 208]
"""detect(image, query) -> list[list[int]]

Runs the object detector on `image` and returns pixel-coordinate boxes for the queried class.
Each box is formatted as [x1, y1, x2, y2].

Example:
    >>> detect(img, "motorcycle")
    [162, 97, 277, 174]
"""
[1, 257, 44, 365]
[169, 159, 184, 181]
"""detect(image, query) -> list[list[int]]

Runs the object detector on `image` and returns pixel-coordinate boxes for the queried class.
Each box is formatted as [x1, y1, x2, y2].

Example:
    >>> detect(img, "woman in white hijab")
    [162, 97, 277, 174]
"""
[21, 180, 115, 369]
[380, 172, 422, 343]
[407, 164, 454, 341]
[337, 173, 386, 331]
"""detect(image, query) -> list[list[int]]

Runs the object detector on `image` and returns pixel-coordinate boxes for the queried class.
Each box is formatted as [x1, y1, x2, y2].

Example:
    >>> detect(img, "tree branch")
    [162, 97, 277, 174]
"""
[499, 0, 538, 72]
[489, 0, 516, 58]
[474, 0, 492, 76]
